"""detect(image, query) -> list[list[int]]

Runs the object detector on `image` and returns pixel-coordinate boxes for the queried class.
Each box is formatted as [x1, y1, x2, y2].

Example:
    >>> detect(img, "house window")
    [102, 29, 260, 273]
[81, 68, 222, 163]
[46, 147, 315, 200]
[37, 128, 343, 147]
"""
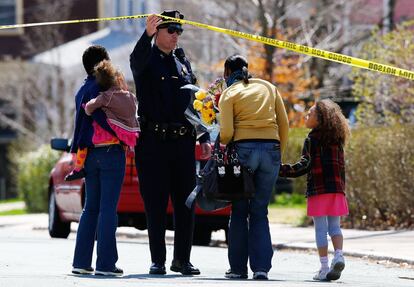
[0, 0, 23, 35]
[0, 0, 16, 25]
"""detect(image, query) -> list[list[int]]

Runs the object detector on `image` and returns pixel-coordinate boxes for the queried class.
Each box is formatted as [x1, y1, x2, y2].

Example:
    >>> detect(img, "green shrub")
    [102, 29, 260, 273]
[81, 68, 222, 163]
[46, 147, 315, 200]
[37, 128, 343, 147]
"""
[344, 124, 414, 229]
[283, 125, 414, 230]
[274, 192, 306, 207]
[16, 145, 60, 213]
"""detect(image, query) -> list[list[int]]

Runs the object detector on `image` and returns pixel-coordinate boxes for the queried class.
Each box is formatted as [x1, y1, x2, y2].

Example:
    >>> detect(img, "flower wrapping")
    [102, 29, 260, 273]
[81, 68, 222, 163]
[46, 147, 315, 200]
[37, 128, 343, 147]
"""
[180, 78, 225, 140]
[180, 84, 211, 140]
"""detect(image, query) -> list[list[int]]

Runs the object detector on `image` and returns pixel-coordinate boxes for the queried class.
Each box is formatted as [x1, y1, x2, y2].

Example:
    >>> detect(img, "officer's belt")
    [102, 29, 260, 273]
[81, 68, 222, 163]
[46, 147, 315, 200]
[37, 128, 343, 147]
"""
[143, 121, 195, 140]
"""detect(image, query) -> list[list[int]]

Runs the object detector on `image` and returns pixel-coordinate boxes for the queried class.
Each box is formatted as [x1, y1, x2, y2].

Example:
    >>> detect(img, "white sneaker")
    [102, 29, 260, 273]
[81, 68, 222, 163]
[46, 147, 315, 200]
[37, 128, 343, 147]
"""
[326, 255, 345, 281]
[313, 268, 329, 281]
[224, 269, 248, 279]
[253, 271, 268, 280]
[72, 267, 94, 275]
[95, 267, 123, 277]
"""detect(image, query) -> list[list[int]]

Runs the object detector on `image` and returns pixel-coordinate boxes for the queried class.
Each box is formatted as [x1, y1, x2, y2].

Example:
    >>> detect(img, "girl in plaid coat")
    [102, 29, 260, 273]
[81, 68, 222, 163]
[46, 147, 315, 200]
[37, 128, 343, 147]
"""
[280, 99, 350, 281]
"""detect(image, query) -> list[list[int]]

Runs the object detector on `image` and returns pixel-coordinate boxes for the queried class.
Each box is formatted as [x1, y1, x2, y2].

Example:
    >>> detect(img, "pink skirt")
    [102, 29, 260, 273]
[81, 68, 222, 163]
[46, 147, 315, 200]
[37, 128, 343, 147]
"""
[307, 193, 349, 217]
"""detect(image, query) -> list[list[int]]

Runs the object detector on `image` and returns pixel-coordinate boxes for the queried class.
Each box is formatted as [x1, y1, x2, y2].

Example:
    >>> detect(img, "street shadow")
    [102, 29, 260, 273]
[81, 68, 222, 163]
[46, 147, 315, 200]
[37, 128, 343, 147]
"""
[198, 277, 284, 282]
[303, 279, 345, 284]
[68, 274, 95, 279]
[68, 274, 121, 280]
[123, 274, 184, 279]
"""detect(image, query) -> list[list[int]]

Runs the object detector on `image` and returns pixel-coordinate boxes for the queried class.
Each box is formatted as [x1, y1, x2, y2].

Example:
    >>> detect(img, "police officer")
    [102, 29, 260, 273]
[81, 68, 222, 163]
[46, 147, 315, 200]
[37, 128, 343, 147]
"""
[130, 11, 211, 275]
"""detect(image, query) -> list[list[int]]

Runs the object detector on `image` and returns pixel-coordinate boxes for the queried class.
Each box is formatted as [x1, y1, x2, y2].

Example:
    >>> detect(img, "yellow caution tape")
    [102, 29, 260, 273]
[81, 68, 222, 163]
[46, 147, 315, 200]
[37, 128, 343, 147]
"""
[1, 13, 413, 81]
[0, 14, 149, 30]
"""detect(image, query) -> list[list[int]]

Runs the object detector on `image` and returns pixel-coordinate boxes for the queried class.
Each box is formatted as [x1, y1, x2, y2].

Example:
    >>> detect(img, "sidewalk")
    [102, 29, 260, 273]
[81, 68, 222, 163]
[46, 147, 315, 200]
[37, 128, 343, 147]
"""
[0, 201, 25, 212]
[269, 223, 414, 265]
[0, 211, 412, 266]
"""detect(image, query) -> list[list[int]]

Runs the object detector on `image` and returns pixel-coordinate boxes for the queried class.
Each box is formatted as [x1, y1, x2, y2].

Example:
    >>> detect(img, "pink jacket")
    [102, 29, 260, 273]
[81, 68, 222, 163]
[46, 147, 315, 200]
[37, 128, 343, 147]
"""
[85, 87, 140, 147]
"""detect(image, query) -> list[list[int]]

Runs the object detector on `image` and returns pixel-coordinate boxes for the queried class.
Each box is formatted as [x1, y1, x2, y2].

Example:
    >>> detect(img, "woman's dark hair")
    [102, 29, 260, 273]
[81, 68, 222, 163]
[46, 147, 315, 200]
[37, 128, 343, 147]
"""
[82, 45, 109, 75]
[224, 54, 249, 84]
[94, 60, 117, 90]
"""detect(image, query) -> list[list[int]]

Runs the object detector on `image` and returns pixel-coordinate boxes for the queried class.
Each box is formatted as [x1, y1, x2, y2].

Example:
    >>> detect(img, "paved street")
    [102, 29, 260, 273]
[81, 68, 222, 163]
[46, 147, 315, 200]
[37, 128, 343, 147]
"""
[0, 214, 413, 287]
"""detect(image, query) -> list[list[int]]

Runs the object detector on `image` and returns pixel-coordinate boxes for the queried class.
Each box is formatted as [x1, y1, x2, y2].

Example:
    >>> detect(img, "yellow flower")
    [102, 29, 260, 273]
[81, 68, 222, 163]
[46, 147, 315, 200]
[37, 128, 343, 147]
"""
[204, 101, 213, 109]
[201, 108, 216, 125]
[195, 90, 207, 100]
[193, 100, 203, 111]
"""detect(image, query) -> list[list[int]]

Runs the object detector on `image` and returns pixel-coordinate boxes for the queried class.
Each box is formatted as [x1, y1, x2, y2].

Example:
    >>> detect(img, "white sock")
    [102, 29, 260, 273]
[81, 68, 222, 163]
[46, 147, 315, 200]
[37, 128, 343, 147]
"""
[320, 256, 329, 270]
[334, 249, 343, 258]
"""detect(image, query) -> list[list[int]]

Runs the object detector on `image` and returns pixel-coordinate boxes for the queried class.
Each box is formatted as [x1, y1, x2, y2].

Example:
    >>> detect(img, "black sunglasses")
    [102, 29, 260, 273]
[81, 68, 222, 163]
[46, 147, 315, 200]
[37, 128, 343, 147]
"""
[167, 26, 183, 35]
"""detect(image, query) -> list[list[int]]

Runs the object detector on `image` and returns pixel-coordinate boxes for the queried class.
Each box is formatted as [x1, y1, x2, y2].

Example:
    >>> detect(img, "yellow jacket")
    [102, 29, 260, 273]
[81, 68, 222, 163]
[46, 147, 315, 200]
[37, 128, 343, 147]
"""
[218, 78, 289, 154]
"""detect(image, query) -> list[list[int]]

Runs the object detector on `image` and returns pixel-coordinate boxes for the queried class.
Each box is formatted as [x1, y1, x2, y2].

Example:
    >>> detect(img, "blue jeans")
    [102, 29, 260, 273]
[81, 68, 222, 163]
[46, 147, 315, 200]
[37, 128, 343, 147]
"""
[72, 145, 126, 271]
[228, 142, 281, 274]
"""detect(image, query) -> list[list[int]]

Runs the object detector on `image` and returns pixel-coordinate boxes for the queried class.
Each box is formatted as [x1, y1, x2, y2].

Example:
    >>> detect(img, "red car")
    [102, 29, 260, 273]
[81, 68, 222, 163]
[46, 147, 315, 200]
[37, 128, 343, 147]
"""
[48, 138, 230, 245]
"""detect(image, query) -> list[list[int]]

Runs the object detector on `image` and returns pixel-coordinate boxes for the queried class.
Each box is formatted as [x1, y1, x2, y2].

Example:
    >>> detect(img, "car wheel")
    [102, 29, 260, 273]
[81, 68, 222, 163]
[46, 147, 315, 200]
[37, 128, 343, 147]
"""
[193, 226, 212, 246]
[48, 188, 71, 238]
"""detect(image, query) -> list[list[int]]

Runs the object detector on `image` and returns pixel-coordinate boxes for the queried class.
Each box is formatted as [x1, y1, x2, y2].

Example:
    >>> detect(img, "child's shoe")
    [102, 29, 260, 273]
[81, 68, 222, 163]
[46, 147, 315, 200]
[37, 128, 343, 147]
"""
[65, 169, 86, 181]
[326, 255, 345, 281]
[313, 268, 329, 281]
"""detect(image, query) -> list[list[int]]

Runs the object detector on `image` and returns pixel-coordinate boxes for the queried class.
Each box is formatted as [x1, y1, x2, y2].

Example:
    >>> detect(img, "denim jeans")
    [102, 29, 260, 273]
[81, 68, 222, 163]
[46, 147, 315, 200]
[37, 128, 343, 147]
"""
[228, 141, 281, 274]
[72, 144, 126, 271]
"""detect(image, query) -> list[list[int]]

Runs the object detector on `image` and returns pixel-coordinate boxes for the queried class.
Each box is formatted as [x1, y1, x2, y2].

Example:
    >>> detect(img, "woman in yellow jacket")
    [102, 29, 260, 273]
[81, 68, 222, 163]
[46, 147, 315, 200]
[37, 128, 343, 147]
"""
[219, 54, 289, 280]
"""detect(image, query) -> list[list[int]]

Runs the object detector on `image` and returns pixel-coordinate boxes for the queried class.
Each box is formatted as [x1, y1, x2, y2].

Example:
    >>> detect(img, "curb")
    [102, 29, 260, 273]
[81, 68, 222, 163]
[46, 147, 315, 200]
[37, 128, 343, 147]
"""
[274, 243, 414, 266]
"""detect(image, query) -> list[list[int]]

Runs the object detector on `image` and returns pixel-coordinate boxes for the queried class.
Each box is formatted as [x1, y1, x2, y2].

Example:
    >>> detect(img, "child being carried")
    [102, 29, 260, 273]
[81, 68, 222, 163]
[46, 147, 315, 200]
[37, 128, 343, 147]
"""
[65, 60, 140, 181]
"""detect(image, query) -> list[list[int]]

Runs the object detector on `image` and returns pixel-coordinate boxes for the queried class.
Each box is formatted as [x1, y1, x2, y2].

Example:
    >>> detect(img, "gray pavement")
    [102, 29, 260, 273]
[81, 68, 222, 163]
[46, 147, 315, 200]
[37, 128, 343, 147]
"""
[270, 223, 414, 265]
[0, 212, 412, 267]
[0, 199, 413, 266]
[0, 215, 413, 287]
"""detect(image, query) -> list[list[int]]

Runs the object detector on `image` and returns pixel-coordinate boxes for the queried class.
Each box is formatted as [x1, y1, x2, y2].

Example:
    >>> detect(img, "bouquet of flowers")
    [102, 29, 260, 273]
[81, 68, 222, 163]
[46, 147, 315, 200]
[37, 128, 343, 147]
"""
[181, 77, 225, 140]
[193, 77, 225, 125]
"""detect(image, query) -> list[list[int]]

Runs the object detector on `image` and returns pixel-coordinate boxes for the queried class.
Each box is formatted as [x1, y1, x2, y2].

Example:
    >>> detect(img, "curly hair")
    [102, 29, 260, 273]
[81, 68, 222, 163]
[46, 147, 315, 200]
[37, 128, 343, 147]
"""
[315, 99, 350, 146]
[93, 60, 117, 90]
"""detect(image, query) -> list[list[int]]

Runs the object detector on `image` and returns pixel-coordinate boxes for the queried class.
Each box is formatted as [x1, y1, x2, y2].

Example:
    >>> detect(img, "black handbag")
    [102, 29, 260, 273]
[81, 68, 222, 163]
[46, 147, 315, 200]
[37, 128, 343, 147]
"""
[185, 134, 255, 212]
[201, 134, 255, 201]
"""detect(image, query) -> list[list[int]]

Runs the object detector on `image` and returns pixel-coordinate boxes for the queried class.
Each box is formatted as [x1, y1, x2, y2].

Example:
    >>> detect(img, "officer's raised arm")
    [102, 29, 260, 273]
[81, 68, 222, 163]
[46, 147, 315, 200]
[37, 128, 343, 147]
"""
[130, 15, 161, 78]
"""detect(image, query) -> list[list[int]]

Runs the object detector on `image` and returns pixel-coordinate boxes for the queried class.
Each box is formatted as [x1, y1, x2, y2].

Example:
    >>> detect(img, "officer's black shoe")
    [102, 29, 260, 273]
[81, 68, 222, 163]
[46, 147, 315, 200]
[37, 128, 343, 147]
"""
[149, 263, 166, 275]
[170, 260, 200, 275]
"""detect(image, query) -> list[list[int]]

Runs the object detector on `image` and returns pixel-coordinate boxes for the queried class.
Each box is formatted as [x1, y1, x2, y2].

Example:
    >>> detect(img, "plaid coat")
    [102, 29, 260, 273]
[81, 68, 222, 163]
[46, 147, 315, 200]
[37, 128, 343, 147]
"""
[280, 130, 346, 197]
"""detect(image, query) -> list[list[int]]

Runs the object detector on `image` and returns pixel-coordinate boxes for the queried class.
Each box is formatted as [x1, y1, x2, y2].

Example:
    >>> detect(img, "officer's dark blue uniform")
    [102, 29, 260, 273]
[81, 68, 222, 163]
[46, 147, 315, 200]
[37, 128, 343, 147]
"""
[130, 11, 207, 275]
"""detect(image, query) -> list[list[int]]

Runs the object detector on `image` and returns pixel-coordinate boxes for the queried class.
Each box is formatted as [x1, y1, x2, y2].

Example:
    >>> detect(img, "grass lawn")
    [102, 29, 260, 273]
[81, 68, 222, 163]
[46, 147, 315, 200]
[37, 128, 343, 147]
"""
[0, 209, 27, 216]
[268, 206, 307, 225]
[268, 193, 307, 226]
[0, 198, 22, 204]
